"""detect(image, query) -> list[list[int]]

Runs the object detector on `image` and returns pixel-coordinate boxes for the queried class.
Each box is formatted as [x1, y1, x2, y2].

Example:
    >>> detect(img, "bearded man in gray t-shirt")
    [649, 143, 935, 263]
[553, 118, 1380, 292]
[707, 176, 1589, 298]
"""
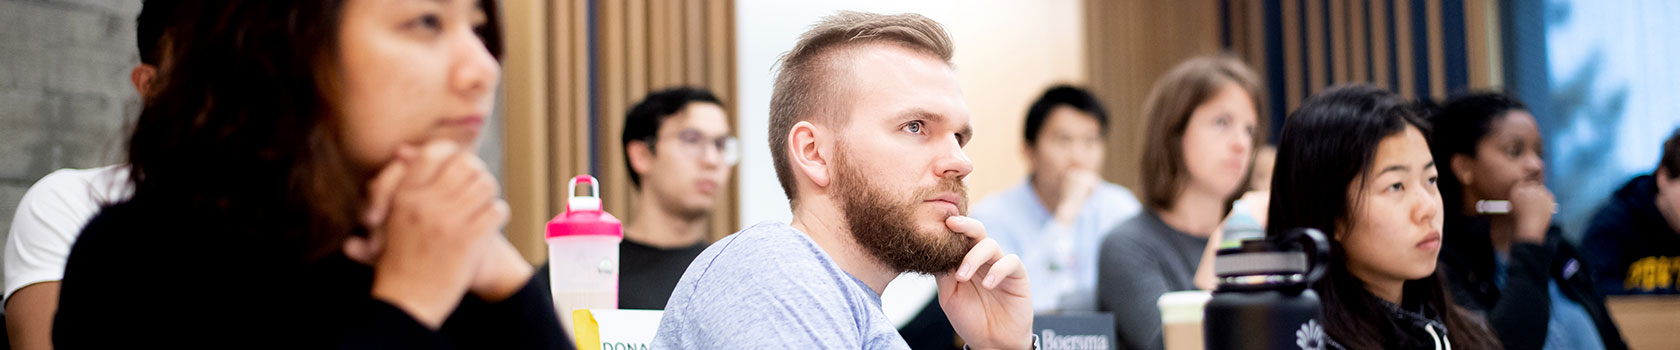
[652, 11, 1036, 350]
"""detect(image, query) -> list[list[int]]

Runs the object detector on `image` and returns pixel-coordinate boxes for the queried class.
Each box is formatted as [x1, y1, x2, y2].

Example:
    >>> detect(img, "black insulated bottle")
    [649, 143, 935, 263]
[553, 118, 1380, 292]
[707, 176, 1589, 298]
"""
[1203, 228, 1330, 350]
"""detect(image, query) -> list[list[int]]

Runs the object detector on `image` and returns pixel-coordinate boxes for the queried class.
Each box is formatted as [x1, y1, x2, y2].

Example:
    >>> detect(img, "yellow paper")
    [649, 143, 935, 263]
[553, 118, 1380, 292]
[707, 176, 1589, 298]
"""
[573, 309, 600, 350]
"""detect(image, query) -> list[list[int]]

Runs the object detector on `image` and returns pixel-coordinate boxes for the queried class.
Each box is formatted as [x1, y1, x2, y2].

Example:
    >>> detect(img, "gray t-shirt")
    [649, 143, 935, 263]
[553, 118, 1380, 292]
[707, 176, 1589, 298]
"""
[652, 221, 909, 349]
[1096, 210, 1209, 350]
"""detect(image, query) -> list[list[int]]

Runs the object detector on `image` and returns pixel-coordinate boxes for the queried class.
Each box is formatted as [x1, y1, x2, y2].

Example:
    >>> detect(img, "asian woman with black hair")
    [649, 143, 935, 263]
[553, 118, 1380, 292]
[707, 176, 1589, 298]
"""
[1268, 85, 1500, 349]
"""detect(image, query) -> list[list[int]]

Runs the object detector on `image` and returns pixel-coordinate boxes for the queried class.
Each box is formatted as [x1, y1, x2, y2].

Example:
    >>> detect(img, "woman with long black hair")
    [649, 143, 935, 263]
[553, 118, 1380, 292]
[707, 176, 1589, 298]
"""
[52, 1, 570, 348]
[1268, 85, 1500, 349]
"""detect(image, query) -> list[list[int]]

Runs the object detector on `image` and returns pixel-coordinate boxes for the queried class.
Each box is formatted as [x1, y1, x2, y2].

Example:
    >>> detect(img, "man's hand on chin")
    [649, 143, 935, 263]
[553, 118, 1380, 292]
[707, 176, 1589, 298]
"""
[936, 216, 1035, 350]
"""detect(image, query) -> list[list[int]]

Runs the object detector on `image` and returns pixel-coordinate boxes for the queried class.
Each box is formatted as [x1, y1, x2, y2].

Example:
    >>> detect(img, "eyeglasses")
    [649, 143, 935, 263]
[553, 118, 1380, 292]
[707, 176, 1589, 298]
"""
[646, 129, 739, 166]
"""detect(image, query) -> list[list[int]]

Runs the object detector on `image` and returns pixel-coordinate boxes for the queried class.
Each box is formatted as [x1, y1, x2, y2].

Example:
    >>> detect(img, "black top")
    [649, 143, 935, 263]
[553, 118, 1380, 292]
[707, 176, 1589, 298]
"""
[1437, 215, 1626, 350]
[1582, 174, 1680, 295]
[53, 199, 573, 349]
[617, 238, 708, 310]
[1327, 292, 1458, 350]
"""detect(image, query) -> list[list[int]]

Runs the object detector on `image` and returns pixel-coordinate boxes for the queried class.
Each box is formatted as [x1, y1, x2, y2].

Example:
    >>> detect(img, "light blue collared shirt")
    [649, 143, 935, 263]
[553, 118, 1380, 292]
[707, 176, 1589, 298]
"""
[969, 178, 1142, 312]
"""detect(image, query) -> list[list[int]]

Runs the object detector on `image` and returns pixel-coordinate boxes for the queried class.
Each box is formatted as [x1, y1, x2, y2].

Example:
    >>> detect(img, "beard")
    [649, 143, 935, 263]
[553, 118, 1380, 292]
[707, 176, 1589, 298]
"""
[832, 147, 972, 274]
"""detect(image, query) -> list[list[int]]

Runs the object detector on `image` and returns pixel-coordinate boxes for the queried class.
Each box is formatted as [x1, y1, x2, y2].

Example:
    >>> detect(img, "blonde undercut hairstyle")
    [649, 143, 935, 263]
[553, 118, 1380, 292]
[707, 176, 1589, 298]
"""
[767, 11, 955, 204]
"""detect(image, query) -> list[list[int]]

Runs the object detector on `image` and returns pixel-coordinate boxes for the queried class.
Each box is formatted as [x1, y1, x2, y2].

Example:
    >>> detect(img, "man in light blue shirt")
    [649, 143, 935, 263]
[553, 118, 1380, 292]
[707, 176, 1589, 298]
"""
[971, 85, 1142, 312]
[653, 11, 1035, 350]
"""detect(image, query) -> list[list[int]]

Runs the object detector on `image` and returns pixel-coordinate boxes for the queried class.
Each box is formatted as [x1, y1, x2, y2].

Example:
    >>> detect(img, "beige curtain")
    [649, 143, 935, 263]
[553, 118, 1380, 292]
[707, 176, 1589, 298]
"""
[501, 0, 738, 264]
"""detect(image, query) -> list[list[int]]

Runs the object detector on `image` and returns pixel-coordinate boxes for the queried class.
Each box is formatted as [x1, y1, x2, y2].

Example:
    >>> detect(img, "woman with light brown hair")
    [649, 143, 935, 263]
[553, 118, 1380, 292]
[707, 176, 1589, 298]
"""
[1096, 55, 1265, 350]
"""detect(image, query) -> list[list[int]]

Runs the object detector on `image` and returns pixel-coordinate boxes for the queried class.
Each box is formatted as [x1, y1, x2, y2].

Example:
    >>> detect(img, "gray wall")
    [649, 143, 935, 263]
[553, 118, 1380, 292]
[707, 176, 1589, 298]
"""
[0, 0, 506, 286]
[0, 0, 144, 253]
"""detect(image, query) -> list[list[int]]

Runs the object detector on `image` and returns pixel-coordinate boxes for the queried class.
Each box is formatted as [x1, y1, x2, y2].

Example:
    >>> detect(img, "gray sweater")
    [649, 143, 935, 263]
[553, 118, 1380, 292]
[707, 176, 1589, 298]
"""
[1096, 210, 1209, 350]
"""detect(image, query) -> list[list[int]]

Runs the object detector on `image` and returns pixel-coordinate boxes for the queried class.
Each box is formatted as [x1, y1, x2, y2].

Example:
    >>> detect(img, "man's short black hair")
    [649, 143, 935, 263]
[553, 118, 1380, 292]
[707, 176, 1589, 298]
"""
[137, 0, 181, 66]
[621, 86, 724, 189]
[1023, 85, 1109, 147]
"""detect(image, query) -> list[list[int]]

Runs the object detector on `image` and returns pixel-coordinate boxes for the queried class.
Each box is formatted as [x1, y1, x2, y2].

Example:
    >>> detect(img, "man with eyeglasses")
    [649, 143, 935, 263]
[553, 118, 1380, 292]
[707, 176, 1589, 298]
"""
[619, 86, 739, 310]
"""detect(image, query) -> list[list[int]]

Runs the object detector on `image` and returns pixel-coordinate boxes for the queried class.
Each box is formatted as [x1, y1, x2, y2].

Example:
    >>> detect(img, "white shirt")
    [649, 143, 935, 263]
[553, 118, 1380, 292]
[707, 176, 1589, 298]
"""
[4, 165, 132, 301]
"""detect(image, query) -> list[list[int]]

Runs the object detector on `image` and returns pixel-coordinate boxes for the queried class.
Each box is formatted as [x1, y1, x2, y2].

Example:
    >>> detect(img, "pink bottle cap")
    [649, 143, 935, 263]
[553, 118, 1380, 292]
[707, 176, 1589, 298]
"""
[546, 175, 622, 238]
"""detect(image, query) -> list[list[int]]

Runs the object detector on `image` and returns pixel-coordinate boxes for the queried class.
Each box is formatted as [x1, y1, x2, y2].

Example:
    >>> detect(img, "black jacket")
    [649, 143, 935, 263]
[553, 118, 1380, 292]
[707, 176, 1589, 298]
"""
[1324, 290, 1470, 350]
[1314, 274, 1506, 350]
[1438, 215, 1626, 350]
[1582, 174, 1680, 294]
[53, 198, 573, 349]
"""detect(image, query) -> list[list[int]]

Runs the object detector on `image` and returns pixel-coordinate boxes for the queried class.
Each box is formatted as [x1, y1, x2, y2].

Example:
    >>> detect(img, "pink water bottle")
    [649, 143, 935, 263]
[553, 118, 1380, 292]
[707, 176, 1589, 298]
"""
[546, 175, 623, 329]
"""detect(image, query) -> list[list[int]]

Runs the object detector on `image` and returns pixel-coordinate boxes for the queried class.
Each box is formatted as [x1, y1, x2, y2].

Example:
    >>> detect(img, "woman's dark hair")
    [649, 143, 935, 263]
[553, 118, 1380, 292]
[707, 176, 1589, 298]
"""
[1427, 92, 1529, 216]
[1022, 84, 1108, 147]
[126, 0, 504, 261]
[137, 0, 183, 66]
[1267, 85, 1499, 349]
[1662, 127, 1680, 179]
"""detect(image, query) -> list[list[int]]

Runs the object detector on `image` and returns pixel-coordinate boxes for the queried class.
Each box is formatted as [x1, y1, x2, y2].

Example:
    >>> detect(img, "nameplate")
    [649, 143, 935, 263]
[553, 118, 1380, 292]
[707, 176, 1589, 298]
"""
[1033, 313, 1117, 350]
[574, 309, 663, 350]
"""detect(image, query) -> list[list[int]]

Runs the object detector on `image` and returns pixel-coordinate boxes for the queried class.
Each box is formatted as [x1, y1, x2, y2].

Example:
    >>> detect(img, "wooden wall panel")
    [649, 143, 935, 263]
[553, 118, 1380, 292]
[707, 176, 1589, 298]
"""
[1331, 0, 1348, 83]
[501, 0, 738, 263]
[1372, 0, 1392, 88]
[1307, 0, 1327, 94]
[502, 0, 552, 263]
[1350, 0, 1369, 82]
[1464, 0, 1502, 90]
[1426, 0, 1447, 99]
[1086, 0, 1224, 191]
[1395, 0, 1417, 99]
[1089, 0, 1504, 188]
